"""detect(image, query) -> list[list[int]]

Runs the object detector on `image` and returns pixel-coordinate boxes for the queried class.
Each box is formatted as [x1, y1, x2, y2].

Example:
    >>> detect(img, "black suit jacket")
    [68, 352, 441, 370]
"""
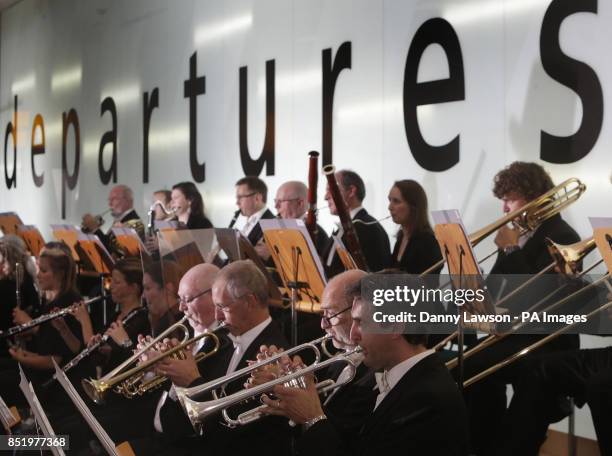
[246, 208, 276, 246]
[324, 208, 391, 276]
[159, 320, 291, 456]
[300, 353, 469, 456]
[391, 229, 443, 275]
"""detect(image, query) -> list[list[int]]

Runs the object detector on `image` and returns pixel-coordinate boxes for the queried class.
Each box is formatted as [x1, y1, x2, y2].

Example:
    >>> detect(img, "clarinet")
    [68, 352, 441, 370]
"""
[0, 295, 107, 339]
[41, 306, 147, 388]
[228, 209, 241, 228]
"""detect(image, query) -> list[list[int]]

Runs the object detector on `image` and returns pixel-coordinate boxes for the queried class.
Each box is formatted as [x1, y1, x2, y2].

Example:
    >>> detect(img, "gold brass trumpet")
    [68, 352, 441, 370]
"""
[421, 178, 586, 275]
[175, 337, 360, 433]
[82, 316, 222, 404]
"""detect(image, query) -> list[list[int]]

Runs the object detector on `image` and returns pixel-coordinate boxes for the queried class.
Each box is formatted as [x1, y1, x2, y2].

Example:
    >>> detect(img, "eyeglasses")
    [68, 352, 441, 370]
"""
[236, 192, 256, 200]
[178, 288, 211, 307]
[321, 305, 352, 327]
[274, 197, 300, 205]
[214, 292, 252, 311]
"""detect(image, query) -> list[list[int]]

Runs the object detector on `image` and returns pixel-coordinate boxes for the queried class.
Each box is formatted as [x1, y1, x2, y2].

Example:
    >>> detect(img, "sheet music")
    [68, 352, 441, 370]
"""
[0, 394, 17, 430]
[18, 364, 66, 456]
[259, 218, 327, 282]
[52, 360, 120, 456]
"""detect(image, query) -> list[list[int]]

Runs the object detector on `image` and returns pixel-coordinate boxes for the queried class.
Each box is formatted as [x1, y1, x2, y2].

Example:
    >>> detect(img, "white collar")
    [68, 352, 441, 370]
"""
[246, 206, 268, 225]
[227, 316, 272, 350]
[350, 206, 364, 219]
[377, 349, 434, 393]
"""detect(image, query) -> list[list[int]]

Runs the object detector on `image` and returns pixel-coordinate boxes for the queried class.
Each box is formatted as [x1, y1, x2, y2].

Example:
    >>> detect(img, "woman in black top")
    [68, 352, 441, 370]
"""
[171, 181, 213, 229]
[387, 180, 442, 275]
[0, 242, 83, 404]
[0, 236, 39, 357]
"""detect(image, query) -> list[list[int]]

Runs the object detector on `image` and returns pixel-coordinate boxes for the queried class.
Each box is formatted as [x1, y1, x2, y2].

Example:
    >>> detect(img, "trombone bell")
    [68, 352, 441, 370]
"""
[546, 236, 596, 276]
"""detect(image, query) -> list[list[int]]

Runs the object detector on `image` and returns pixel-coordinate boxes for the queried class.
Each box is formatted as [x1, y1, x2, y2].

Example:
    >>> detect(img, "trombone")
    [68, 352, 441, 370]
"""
[421, 178, 586, 275]
[175, 338, 360, 432]
[81, 316, 222, 404]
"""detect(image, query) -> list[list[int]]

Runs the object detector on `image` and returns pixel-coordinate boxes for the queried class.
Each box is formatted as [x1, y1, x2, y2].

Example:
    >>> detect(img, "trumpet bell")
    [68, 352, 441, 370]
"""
[82, 378, 110, 405]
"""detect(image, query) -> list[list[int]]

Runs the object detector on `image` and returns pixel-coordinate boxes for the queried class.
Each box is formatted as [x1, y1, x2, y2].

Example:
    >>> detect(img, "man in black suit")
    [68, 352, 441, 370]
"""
[262, 272, 469, 456]
[151, 259, 291, 455]
[463, 162, 581, 455]
[254, 269, 376, 448]
[234, 176, 275, 246]
[81, 184, 145, 256]
[255, 180, 329, 258]
[323, 169, 390, 276]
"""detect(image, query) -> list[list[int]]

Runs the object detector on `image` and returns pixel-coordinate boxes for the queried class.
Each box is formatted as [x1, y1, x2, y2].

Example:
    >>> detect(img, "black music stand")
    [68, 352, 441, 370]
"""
[432, 210, 492, 391]
[260, 219, 326, 346]
[18, 365, 66, 456]
[52, 360, 135, 456]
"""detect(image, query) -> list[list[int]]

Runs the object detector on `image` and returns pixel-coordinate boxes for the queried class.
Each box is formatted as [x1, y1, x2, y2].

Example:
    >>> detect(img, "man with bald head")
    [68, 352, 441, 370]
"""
[257, 270, 377, 451]
[146, 260, 291, 456]
[255, 180, 329, 262]
[82, 184, 144, 256]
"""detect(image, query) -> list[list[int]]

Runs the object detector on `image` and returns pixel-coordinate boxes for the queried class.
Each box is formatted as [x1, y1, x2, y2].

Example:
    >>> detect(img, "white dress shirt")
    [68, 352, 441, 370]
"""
[241, 207, 269, 237]
[226, 316, 272, 375]
[373, 349, 434, 410]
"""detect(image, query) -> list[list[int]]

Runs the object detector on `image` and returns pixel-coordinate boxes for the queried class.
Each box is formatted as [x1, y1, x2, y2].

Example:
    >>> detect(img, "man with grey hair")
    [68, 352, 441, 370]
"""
[256, 180, 329, 260]
[149, 260, 291, 455]
[82, 184, 144, 255]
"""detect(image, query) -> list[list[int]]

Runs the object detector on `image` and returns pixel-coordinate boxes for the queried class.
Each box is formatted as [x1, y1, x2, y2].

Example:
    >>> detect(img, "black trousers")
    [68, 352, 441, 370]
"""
[497, 346, 612, 456]
[458, 333, 579, 456]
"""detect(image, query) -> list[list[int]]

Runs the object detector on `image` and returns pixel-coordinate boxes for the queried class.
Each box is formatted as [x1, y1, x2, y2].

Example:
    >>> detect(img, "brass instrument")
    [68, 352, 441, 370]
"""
[81, 209, 112, 233]
[464, 295, 612, 388]
[147, 201, 176, 236]
[422, 178, 586, 275]
[81, 317, 222, 404]
[42, 307, 147, 389]
[1, 295, 107, 339]
[323, 165, 369, 271]
[175, 335, 360, 432]
[444, 238, 602, 369]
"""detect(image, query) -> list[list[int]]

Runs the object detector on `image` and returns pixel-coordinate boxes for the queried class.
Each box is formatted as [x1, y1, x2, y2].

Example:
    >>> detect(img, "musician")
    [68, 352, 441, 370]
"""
[81, 184, 145, 256]
[0, 236, 39, 357]
[155, 259, 291, 455]
[234, 176, 275, 245]
[463, 161, 581, 456]
[152, 190, 172, 221]
[171, 182, 213, 229]
[388, 180, 442, 274]
[255, 180, 329, 260]
[141, 261, 182, 336]
[263, 273, 469, 456]
[251, 270, 377, 450]
[0, 242, 82, 405]
[497, 344, 612, 456]
[323, 169, 390, 275]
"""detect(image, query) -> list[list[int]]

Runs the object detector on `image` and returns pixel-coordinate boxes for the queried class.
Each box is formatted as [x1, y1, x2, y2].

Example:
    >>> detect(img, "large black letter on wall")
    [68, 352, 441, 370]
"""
[99, 97, 117, 184]
[322, 42, 351, 167]
[62, 109, 80, 219]
[4, 95, 17, 188]
[239, 60, 275, 176]
[403, 18, 464, 172]
[31, 113, 45, 187]
[540, 0, 602, 163]
[184, 52, 206, 182]
[143, 88, 159, 183]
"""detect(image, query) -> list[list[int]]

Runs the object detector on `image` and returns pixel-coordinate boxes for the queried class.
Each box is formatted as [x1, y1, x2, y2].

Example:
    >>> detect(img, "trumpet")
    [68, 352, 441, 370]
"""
[147, 201, 177, 236]
[81, 316, 222, 404]
[177, 343, 361, 432]
[81, 208, 112, 233]
[0, 295, 108, 339]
